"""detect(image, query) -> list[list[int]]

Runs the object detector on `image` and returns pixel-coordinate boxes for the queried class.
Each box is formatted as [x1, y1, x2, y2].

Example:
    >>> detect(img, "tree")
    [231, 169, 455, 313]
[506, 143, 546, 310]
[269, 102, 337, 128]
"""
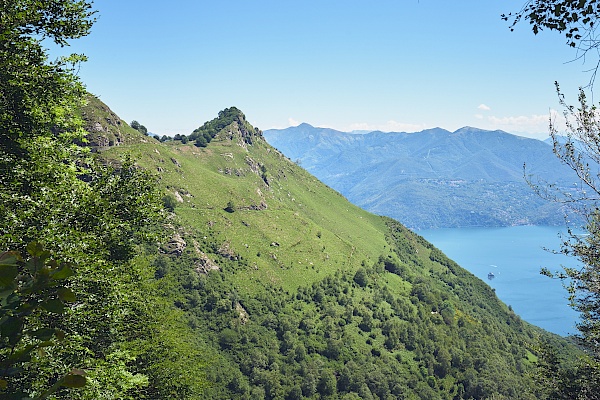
[0, 0, 95, 151]
[0, 149, 166, 398]
[0, 1, 98, 395]
[504, 1, 599, 47]
[0, 2, 190, 398]
[503, 1, 600, 84]
[317, 370, 337, 396]
[195, 135, 208, 147]
[353, 268, 368, 287]
[507, 3, 600, 395]
[130, 120, 148, 135]
[524, 85, 600, 398]
[543, 86, 600, 355]
[1, 0, 95, 250]
[163, 193, 178, 212]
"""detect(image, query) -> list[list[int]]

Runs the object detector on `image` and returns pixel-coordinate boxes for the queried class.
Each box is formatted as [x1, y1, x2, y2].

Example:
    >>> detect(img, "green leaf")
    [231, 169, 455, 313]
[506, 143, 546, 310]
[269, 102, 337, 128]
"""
[0, 251, 20, 266]
[51, 265, 74, 280]
[1, 365, 24, 377]
[0, 316, 22, 341]
[0, 264, 18, 287]
[5, 293, 21, 310]
[23, 258, 40, 275]
[57, 287, 76, 302]
[26, 242, 47, 259]
[0, 289, 18, 310]
[62, 370, 86, 388]
[31, 328, 56, 341]
[41, 299, 64, 314]
[37, 340, 55, 348]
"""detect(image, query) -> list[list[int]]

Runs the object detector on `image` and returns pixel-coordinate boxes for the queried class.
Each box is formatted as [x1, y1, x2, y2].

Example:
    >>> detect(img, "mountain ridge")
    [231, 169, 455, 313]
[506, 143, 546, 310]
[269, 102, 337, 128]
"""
[264, 124, 576, 229]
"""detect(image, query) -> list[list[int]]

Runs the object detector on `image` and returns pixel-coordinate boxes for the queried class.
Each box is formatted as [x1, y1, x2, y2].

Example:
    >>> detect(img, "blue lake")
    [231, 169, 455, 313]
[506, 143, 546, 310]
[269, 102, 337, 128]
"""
[418, 225, 581, 336]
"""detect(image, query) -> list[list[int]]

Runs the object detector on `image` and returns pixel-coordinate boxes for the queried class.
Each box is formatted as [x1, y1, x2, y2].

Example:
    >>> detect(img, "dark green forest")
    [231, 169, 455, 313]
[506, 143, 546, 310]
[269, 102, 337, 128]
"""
[1, 1, 599, 399]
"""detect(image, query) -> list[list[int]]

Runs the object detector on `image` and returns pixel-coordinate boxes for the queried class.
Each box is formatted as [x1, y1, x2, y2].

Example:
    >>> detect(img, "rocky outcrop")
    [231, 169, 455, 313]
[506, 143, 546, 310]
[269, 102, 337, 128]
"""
[170, 157, 181, 168]
[217, 241, 237, 260]
[242, 201, 268, 211]
[173, 191, 184, 203]
[164, 233, 186, 256]
[194, 252, 220, 274]
[79, 93, 152, 149]
[236, 302, 249, 324]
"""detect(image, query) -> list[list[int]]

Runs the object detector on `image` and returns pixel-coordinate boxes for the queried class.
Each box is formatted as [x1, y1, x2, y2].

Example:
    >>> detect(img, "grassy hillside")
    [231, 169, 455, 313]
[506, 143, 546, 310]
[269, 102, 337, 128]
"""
[109, 116, 391, 294]
[102, 106, 577, 399]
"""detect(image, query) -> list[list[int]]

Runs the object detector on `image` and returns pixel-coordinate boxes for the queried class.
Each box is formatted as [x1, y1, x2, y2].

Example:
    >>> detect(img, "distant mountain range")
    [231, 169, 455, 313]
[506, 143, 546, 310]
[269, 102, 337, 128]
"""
[265, 124, 580, 229]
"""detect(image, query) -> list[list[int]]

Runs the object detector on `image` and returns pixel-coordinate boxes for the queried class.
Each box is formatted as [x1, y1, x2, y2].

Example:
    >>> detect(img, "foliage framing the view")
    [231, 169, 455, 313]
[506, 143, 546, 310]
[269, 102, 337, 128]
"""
[0, 244, 86, 398]
[0, 1, 211, 398]
[503, 1, 599, 46]
[503, 0, 600, 85]
[522, 84, 600, 400]
[545, 86, 600, 353]
[508, 1, 600, 396]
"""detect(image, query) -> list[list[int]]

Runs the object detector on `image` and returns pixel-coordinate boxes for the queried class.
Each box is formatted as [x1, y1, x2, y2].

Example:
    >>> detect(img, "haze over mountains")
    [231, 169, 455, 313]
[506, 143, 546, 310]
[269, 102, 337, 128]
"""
[265, 124, 579, 229]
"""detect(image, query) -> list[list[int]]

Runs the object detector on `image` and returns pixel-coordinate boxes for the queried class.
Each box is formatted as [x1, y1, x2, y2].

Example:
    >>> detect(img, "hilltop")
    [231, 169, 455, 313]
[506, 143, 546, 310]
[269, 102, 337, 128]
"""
[78, 93, 157, 148]
[96, 101, 578, 399]
[264, 124, 578, 229]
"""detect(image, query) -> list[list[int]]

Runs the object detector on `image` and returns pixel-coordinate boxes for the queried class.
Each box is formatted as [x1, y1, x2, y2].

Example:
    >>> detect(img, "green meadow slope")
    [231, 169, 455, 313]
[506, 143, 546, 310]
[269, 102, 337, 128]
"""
[100, 105, 576, 399]
[115, 120, 389, 295]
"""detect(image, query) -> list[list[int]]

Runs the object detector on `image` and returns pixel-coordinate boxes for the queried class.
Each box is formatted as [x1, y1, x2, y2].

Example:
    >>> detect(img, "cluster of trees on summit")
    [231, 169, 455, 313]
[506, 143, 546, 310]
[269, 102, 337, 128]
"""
[189, 107, 248, 147]
[147, 108, 246, 146]
[1, 0, 600, 399]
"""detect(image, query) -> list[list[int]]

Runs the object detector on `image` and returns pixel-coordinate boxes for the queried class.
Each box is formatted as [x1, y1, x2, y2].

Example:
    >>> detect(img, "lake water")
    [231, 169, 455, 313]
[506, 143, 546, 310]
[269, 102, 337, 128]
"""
[418, 225, 581, 336]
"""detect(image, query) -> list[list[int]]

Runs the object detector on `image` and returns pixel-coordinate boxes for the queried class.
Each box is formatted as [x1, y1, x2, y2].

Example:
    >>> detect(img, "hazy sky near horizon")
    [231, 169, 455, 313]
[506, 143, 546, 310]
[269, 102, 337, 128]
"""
[53, 1, 593, 139]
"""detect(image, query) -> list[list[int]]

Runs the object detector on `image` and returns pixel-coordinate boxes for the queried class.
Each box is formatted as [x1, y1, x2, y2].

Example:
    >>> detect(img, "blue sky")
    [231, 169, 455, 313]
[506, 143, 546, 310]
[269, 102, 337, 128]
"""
[53, 1, 591, 139]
